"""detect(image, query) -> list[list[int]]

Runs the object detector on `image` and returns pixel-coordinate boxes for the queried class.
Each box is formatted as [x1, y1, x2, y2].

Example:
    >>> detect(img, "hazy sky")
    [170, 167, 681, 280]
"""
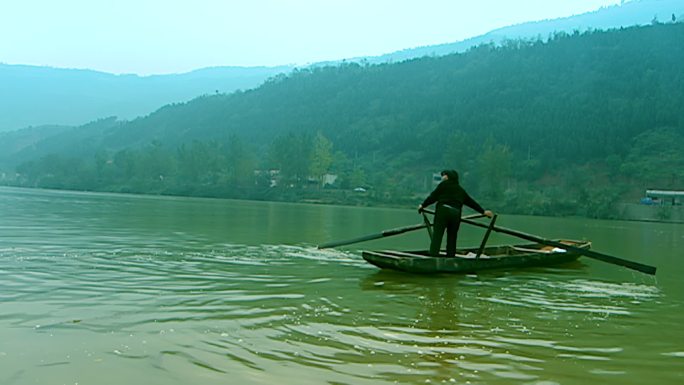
[1, 0, 624, 75]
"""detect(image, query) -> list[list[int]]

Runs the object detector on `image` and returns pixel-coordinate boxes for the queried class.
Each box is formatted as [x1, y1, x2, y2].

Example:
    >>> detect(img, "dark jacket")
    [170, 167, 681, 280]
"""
[422, 179, 485, 214]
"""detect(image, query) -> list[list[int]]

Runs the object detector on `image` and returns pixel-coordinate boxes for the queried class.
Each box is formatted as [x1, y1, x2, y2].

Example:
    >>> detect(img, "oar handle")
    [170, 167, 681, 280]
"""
[318, 210, 484, 250]
[421, 208, 486, 221]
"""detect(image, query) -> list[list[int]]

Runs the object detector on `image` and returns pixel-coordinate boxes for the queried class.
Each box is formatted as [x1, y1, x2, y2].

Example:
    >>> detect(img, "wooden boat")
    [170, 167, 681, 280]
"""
[361, 240, 590, 274]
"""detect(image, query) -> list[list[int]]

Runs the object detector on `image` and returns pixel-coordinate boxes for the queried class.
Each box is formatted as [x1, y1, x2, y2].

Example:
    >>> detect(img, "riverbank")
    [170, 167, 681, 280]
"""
[5, 184, 684, 224]
[618, 203, 684, 224]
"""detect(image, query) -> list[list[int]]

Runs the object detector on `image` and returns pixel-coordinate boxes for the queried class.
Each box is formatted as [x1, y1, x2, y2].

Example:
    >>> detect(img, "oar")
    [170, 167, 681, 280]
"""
[422, 212, 433, 240]
[441, 216, 655, 276]
[318, 223, 427, 249]
[422, 209, 656, 275]
[318, 213, 485, 249]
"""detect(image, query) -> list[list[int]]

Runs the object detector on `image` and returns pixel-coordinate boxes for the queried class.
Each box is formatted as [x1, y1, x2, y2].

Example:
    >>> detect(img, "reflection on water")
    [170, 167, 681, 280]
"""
[0, 187, 683, 385]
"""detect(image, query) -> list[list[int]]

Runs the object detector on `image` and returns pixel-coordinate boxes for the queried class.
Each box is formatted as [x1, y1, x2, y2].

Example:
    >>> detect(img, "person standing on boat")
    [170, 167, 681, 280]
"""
[418, 170, 493, 258]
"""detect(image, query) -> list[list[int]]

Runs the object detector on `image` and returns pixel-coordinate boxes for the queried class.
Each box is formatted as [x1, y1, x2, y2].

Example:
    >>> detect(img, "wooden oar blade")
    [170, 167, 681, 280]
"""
[581, 248, 657, 275]
[460, 218, 657, 275]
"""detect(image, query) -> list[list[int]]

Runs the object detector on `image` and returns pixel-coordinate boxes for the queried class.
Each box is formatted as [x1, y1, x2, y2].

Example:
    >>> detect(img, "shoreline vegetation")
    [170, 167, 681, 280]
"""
[1, 23, 683, 219]
[1, 184, 682, 224]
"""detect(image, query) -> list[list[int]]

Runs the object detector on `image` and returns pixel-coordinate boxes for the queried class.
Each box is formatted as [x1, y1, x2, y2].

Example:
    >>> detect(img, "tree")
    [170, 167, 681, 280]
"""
[442, 131, 473, 172]
[268, 133, 313, 184]
[225, 136, 256, 188]
[477, 140, 512, 200]
[621, 127, 684, 188]
[309, 131, 334, 185]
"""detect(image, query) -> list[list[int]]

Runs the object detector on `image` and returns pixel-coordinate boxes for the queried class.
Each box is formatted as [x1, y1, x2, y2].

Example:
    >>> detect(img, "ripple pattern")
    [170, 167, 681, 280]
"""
[1, 187, 682, 385]
[0, 242, 678, 385]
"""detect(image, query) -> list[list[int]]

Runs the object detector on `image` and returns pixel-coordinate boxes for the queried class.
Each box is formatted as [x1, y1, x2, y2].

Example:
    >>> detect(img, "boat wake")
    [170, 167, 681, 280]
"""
[484, 276, 661, 316]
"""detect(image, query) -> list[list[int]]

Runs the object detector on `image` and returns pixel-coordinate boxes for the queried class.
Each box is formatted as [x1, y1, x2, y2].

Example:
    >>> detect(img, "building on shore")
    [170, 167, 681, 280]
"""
[643, 189, 684, 206]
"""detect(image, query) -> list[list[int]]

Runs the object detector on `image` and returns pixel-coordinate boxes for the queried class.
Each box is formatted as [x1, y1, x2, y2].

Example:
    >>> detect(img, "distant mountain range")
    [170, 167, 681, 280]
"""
[351, 0, 684, 64]
[0, 65, 292, 132]
[1, 0, 682, 133]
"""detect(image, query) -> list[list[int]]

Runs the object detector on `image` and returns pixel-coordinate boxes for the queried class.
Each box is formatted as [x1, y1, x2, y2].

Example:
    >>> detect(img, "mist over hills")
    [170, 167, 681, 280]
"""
[2, 0, 682, 134]
[0, 65, 293, 132]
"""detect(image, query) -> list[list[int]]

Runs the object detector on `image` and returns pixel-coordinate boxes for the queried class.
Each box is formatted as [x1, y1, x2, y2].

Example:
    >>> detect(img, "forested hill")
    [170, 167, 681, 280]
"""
[5, 22, 684, 218]
[4, 1, 680, 133]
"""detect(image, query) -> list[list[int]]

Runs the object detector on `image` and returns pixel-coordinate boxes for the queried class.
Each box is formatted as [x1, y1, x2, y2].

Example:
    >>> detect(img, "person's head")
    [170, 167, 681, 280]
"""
[440, 170, 449, 181]
[440, 169, 459, 183]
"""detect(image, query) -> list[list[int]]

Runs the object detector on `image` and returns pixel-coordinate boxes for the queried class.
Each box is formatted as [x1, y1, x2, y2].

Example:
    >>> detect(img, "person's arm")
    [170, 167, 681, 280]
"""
[418, 183, 442, 212]
[463, 192, 486, 215]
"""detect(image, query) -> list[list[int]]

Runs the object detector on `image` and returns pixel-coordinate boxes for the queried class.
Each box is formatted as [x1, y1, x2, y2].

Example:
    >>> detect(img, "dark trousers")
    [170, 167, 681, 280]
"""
[429, 204, 461, 258]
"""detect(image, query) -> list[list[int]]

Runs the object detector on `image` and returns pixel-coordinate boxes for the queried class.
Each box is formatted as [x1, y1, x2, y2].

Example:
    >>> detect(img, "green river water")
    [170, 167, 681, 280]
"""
[0, 186, 682, 385]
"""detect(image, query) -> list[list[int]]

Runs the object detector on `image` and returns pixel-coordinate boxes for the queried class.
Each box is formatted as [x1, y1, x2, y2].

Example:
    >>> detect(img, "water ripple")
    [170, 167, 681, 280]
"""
[0, 240, 676, 385]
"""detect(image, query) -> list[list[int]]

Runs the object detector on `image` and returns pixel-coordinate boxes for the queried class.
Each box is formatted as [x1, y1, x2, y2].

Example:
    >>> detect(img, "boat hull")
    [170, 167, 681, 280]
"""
[361, 241, 590, 274]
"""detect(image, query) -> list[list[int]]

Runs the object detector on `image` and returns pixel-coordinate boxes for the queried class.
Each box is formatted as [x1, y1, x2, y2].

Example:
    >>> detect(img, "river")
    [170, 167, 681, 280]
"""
[0, 186, 681, 385]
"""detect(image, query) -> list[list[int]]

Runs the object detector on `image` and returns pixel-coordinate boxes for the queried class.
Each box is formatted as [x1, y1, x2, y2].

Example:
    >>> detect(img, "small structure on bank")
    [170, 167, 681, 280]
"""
[642, 189, 684, 206]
